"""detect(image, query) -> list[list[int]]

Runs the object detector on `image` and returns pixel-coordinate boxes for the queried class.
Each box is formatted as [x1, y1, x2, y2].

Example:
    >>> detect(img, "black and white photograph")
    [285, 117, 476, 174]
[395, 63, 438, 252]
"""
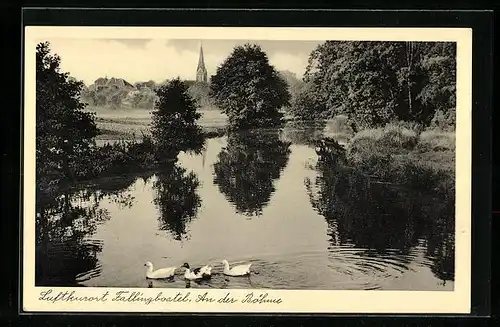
[23, 26, 472, 313]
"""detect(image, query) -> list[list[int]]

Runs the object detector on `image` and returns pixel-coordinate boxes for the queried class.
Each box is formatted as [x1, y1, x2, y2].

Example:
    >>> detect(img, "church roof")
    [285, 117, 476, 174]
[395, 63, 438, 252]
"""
[197, 43, 206, 71]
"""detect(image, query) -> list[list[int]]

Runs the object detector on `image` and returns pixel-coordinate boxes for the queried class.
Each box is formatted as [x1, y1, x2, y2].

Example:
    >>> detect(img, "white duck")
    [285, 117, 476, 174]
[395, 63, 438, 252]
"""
[144, 261, 177, 279]
[221, 259, 252, 276]
[182, 262, 212, 280]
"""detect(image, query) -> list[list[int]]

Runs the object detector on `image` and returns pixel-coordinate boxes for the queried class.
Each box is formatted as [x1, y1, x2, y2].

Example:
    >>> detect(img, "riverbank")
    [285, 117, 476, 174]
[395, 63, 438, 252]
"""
[344, 123, 455, 197]
[93, 109, 454, 175]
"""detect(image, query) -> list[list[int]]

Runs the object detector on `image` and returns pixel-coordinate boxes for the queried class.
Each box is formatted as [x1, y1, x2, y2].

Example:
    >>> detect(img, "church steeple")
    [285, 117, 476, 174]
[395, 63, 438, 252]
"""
[196, 42, 208, 83]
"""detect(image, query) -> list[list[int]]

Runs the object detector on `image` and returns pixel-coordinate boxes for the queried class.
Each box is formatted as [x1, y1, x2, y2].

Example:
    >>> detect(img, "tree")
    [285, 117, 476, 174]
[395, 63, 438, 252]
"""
[209, 44, 291, 130]
[36, 41, 98, 189]
[417, 42, 457, 128]
[301, 41, 456, 131]
[188, 82, 215, 109]
[150, 78, 204, 161]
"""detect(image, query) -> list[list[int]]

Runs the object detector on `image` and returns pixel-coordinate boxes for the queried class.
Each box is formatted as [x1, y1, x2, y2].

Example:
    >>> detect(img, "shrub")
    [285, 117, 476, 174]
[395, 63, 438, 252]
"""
[429, 108, 456, 131]
[415, 129, 455, 153]
[347, 123, 419, 163]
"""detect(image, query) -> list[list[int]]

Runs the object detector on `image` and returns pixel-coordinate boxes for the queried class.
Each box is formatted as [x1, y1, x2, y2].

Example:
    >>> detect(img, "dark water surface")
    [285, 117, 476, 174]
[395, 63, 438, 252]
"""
[35, 127, 455, 290]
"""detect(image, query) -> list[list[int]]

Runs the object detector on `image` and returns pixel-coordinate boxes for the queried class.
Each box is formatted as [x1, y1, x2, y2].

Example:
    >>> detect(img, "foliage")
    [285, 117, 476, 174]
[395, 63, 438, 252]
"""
[188, 82, 217, 109]
[81, 78, 164, 110]
[416, 129, 455, 152]
[305, 157, 455, 281]
[80, 77, 136, 109]
[213, 131, 291, 216]
[345, 124, 454, 196]
[209, 44, 291, 130]
[83, 137, 157, 179]
[289, 81, 329, 120]
[128, 88, 157, 109]
[153, 163, 202, 241]
[36, 41, 99, 191]
[429, 107, 456, 131]
[300, 41, 456, 130]
[349, 124, 418, 153]
[150, 78, 205, 161]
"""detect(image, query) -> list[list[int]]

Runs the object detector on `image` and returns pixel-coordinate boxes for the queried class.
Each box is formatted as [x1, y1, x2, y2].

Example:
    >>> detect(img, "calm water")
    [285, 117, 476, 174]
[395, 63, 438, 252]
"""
[35, 126, 455, 290]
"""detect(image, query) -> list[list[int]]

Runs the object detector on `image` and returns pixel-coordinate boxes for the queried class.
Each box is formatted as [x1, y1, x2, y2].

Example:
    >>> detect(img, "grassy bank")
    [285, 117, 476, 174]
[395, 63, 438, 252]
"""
[345, 123, 455, 196]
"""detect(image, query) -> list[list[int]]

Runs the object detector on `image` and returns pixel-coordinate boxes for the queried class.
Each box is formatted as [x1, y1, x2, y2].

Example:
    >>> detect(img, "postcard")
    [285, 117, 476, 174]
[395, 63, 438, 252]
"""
[23, 26, 472, 313]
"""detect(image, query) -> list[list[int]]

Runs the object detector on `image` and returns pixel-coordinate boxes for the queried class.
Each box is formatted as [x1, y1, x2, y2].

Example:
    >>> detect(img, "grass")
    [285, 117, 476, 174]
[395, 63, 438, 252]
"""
[349, 122, 419, 152]
[343, 122, 455, 196]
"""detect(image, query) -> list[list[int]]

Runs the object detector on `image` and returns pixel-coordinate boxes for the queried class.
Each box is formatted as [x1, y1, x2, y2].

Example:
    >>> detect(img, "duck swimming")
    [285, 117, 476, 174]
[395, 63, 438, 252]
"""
[182, 262, 212, 280]
[144, 261, 177, 279]
[221, 259, 252, 276]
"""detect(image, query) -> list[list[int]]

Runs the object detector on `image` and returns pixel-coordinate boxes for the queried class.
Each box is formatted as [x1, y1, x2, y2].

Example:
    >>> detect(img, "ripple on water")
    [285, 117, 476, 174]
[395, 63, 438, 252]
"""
[77, 243, 439, 290]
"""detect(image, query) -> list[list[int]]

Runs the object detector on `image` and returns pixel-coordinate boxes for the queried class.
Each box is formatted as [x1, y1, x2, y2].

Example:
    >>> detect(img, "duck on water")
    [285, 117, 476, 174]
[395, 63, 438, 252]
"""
[221, 259, 252, 276]
[144, 261, 177, 279]
[182, 262, 212, 280]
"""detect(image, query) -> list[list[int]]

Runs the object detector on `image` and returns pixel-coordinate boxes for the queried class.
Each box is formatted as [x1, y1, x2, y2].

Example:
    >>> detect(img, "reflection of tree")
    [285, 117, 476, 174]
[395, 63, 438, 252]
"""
[36, 191, 108, 286]
[152, 163, 202, 241]
[305, 158, 455, 281]
[80, 174, 138, 210]
[213, 131, 291, 217]
[35, 177, 137, 286]
[425, 199, 455, 282]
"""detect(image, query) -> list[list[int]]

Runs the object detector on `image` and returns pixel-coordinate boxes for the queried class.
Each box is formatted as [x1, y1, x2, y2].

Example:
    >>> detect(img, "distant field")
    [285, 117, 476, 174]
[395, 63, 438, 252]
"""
[87, 108, 228, 141]
[88, 107, 352, 146]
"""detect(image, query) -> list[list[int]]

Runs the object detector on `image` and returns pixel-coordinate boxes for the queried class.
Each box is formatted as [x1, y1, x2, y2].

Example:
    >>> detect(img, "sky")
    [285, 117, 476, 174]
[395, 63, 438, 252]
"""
[43, 38, 324, 85]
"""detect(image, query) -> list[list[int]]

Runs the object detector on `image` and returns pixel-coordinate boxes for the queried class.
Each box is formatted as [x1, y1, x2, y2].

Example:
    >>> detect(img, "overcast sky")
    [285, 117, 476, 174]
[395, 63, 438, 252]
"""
[43, 38, 324, 85]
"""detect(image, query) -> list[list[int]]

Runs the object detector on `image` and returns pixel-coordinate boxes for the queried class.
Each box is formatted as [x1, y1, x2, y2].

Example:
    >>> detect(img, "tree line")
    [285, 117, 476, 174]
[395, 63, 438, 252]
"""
[289, 41, 456, 132]
[36, 40, 456, 194]
[80, 77, 218, 110]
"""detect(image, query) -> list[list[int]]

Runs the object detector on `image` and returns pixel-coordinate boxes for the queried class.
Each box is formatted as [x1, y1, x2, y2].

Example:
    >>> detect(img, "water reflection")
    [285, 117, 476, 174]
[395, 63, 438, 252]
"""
[281, 120, 327, 147]
[305, 157, 455, 282]
[212, 131, 291, 216]
[35, 129, 456, 290]
[152, 163, 202, 241]
[35, 176, 137, 286]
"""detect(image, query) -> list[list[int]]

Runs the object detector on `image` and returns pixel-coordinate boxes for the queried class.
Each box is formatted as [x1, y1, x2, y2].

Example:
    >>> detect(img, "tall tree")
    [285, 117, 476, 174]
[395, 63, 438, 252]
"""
[36, 41, 98, 188]
[300, 41, 456, 130]
[150, 78, 204, 161]
[209, 44, 291, 130]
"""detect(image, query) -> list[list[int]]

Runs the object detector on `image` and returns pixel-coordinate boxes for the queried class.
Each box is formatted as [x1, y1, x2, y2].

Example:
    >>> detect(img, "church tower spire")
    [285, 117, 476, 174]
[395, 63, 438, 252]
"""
[196, 41, 208, 83]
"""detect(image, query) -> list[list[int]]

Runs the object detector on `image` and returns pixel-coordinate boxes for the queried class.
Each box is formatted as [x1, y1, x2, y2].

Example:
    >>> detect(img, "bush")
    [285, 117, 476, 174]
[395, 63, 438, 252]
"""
[416, 129, 455, 152]
[347, 123, 419, 162]
[70, 136, 158, 181]
[429, 108, 456, 131]
[344, 122, 453, 195]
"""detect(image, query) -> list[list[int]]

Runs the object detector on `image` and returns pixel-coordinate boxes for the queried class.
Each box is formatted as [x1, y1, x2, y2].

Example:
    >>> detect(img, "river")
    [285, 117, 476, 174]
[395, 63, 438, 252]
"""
[35, 126, 454, 291]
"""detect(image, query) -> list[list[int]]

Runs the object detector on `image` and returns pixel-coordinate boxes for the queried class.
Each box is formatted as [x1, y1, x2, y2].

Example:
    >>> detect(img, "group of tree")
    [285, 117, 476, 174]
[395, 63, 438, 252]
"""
[37, 39, 457, 193]
[80, 76, 222, 111]
[291, 41, 456, 131]
[36, 42, 205, 190]
[80, 78, 158, 110]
